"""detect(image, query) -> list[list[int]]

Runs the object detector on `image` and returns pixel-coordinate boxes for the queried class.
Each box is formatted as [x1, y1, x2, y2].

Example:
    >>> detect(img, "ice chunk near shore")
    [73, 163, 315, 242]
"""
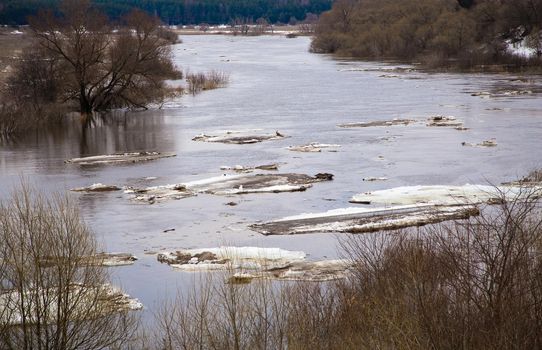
[157, 246, 306, 271]
[426, 115, 464, 128]
[38, 253, 138, 267]
[363, 177, 388, 182]
[128, 173, 333, 203]
[338, 118, 415, 128]
[125, 183, 195, 203]
[350, 184, 542, 206]
[71, 183, 121, 192]
[250, 204, 479, 235]
[65, 151, 176, 165]
[220, 163, 280, 173]
[192, 130, 286, 144]
[186, 173, 333, 195]
[339, 67, 416, 73]
[462, 139, 497, 148]
[503, 170, 542, 186]
[287, 143, 341, 153]
[91, 253, 138, 266]
[0, 284, 142, 326]
[472, 90, 533, 98]
[228, 260, 352, 283]
[157, 247, 352, 282]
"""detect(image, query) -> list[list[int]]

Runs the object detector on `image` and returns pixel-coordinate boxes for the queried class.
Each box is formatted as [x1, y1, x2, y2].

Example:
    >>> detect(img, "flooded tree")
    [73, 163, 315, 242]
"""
[0, 185, 139, 349]
[22, 0, 181, 118]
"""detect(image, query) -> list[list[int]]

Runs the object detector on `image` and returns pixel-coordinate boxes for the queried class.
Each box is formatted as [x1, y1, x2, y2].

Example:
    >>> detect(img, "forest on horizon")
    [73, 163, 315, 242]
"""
[0, 0, 332, 25]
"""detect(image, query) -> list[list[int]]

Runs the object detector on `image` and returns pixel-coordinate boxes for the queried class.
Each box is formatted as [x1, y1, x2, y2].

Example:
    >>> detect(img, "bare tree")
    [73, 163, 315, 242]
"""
[0, 184, 139, 349]
[26, 0, 181, 117]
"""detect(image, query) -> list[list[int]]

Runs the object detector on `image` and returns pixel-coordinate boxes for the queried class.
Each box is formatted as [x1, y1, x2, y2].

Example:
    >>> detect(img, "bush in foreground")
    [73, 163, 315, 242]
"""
[0, 185, 138, 349]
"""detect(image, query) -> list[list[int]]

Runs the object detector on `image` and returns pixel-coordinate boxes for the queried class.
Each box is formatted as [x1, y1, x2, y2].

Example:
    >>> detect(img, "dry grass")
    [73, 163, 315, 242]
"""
[186, 70, 229, 95]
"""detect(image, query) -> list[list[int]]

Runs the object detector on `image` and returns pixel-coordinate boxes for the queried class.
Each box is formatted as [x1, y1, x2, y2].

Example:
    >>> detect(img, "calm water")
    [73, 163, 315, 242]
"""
[1, 35, 541, 317]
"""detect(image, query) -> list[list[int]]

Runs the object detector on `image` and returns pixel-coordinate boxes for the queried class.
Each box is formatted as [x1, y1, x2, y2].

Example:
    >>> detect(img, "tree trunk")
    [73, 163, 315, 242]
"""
[79, 87, 93, 116]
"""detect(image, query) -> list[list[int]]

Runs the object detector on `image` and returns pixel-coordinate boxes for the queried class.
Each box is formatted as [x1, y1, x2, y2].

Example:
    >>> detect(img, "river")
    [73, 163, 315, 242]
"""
[1, 35, 541, 319]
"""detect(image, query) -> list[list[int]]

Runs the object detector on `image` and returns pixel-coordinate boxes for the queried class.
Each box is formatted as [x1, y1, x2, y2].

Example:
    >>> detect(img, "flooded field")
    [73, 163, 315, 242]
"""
[1, 35, 541, 317]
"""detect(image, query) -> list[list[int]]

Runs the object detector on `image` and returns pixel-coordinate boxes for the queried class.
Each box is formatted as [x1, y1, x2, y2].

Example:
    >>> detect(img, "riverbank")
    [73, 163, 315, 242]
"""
[171, 24, 311, 36]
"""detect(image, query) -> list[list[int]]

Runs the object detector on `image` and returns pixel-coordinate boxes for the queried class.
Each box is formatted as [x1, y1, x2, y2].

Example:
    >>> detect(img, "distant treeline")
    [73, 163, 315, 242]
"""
[311, 0, 542, 70]
[0, 0, 331, 25]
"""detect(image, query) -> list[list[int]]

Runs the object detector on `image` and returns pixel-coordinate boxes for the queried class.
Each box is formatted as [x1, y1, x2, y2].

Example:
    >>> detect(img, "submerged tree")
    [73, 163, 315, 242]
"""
[21, 0, 181, 117]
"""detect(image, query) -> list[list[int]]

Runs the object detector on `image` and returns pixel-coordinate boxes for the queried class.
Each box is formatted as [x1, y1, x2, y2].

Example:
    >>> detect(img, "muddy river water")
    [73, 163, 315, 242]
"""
[1, 35, 541, 318]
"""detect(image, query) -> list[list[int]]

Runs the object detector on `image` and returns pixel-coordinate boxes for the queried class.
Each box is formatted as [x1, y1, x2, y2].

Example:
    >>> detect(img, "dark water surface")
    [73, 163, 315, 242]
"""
[1, 35, 541, 318]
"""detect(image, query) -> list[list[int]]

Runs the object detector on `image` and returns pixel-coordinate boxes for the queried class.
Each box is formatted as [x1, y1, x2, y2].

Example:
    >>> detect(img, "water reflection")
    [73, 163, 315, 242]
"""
[0, 109, 176, 175]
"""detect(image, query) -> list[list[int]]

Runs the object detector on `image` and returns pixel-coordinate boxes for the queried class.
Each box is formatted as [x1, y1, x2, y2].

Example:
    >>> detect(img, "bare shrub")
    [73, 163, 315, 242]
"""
[157, 272, 292, 350]
[157, 26, 182, 44]
[0, 104, 31, 137]
[0, 184, 139, 349]
[519, 169, 542, 183]
[0, 103, 66, 138]
[339, 187, 542, 349]
[186, 70, 229, 95]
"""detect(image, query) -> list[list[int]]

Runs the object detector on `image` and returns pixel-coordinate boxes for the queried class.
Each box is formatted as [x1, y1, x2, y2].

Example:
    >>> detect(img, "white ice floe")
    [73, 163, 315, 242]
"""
[70, 183, 121, 192]
[229, 259, 352, 282]
[39, 253, 138, 267]
[220, 163, 280, 173]
[472, 90, 533, 98]
[95, 253, 138, 266]
[192, 130, 285, 144]
[127, 173, 333, 203]
[157, 246, 306, 271]
[65, 152, 176, 165]
[339, 67, 416, 73]
[287, 142, 341, 153]
[0, 284, 142, 326]
[338, 118, 415, 128]
[363, 177, 389, 182]
[213, 184, 310, 195]
[426, 115, 464, 128]
[157, 247, 352, 282]
[350, 184, 541, 205]
[275, 206, 391, 221]
[251, 204, 479, 235]
[462, 139, 497, 148]
[183, 174, 245, 189]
